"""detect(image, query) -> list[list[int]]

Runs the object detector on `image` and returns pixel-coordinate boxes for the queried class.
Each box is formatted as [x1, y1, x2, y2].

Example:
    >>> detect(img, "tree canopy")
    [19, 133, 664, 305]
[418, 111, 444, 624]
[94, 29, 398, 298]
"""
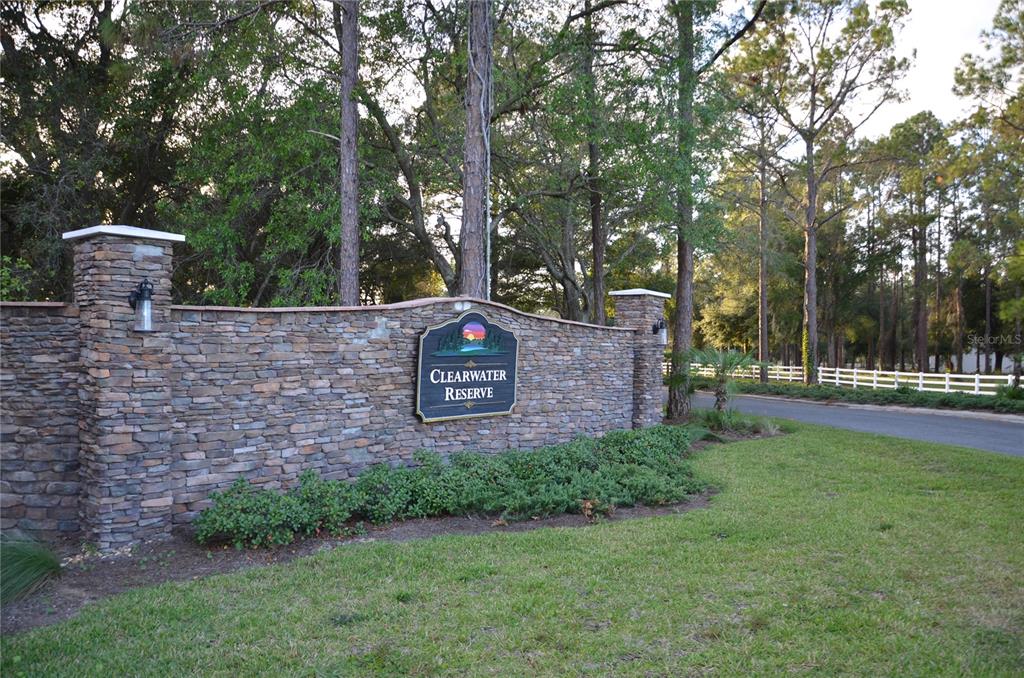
[2, 0, 1020, 379]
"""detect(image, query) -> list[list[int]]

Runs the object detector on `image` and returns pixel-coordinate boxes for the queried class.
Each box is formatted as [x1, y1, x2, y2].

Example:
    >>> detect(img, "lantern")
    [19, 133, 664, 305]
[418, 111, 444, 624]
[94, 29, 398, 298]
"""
[128, 279, 155, 332]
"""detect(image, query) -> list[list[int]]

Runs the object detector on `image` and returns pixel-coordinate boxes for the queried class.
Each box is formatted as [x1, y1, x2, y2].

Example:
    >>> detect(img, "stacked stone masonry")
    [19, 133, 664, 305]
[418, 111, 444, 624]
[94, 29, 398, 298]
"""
[0, 228, 669, 548]
[0, 304, 82, 540]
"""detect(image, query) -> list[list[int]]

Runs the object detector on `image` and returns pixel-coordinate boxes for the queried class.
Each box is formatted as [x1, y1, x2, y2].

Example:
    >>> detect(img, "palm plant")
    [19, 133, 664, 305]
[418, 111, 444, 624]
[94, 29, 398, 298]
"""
[690, 348, 760, 411]
[1, 532, 61, 604]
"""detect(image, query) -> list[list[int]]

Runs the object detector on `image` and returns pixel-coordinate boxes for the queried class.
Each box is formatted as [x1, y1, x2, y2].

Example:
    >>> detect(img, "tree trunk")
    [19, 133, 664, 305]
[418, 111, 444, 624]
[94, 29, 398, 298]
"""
[560, 203, 582, 321]
[895, 269, 904, 371]
[865, 197, 877, 370]
[1015, 283, 1022, 388]
[913, 220, 928, 372]
[878, 269, 887, 370]
[984, 264, 992, 373]
[459, 0, 492, 299]
[714, 382, 728, 411]
[667, 0, 695, 420]
[933, 215, 942, 372]
[802, 136, 819, 385]
[583, 0, 606, 325]
[758, 149, 769, 383]
[334, 0, 360, 305]
[562, 279, 583, 322]
[955, 273, 964, 372]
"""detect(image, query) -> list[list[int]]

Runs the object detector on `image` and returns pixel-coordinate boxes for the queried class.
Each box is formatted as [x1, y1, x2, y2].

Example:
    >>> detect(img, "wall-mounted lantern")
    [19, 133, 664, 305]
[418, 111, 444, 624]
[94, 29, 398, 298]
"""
[128, 279, 155, 332]
[652, 318, 667, 346]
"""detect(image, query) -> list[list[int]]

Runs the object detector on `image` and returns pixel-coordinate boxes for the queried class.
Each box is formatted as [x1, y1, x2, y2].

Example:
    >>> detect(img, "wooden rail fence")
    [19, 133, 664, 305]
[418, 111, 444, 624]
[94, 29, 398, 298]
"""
[665, 362, 1015, 396]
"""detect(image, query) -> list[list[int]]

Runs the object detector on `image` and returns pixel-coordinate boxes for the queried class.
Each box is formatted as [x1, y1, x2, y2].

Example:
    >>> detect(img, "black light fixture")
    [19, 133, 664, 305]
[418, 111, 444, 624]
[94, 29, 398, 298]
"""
[652, 318, 667, 345]
[128, 279, 155, 332]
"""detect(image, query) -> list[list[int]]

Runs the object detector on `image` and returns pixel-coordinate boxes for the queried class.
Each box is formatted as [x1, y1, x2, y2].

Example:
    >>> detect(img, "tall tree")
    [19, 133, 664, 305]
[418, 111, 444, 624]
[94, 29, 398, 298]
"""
[0, 0, 199, 299]
[955, 0, 1023, 381]
[334, 0, 360, 304]
[749, 0, 909, 383]
[583, 0, 606, 324]
[727, 66, 785, 380]
[665, 0, 767, 419]
[879, 112, 945, 372]
[460, 0, 493, 299]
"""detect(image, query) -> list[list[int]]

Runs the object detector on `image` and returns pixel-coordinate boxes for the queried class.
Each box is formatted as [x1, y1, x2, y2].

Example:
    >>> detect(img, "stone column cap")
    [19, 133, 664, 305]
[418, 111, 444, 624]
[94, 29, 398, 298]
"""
[609, 288, 671, 299]
[62, 225, 186, 243]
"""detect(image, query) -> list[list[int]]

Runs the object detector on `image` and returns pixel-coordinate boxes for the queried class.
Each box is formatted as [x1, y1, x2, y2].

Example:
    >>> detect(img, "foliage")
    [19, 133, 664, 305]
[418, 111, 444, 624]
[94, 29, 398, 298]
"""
[3, 0, 1019, 376]
[689, 408, 780, 436]
[0, 532, 61, 604]
[193, 425, 710, 548]
[193, 471, 361, 549]
[728, 380, 1024, 414]
[690, 348, 761, 411]
[994, 384, 1024, 401]
[0, 256, 32, 301]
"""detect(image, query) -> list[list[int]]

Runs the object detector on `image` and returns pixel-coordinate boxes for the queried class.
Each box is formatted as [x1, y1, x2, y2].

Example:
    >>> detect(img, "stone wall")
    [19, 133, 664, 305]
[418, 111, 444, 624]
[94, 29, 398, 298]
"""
[0, 303, 82, 539]
[0, 226, 670, 548]
[167, 301, 635, 523]
[612, 290, 672, 428]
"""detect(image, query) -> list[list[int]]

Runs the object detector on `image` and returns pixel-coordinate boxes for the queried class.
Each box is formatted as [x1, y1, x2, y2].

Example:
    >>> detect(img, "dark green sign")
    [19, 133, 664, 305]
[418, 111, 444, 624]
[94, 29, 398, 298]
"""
[416, 311, 519, 422]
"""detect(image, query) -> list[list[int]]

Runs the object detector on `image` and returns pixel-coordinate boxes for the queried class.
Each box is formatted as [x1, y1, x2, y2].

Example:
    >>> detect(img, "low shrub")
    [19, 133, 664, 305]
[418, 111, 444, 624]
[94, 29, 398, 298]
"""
[194, 425, 710, 548]
[0, 532, 61, 604]
[194, 471, 360, 548]
[720, 380, 1024, 414]
[690, 408, 779, 436]
[995, 384, 1024, 401]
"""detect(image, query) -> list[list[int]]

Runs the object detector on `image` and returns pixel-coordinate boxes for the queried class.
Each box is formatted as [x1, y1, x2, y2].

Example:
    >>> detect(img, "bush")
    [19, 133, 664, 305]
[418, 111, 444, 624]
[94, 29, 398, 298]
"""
[194, 471, 360, 548]
[194, 425, 711, 548]
[995, 384, 1024, 401]
[1, 532, 61, 604]
[291, 471, 361, 534]
[691, 408, 779, 435]
[723, 380, 1024, 414]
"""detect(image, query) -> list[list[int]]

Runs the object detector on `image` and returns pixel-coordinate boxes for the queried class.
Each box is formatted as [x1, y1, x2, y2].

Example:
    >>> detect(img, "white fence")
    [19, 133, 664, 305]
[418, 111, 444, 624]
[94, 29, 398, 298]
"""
[669, 362, 1016, 396]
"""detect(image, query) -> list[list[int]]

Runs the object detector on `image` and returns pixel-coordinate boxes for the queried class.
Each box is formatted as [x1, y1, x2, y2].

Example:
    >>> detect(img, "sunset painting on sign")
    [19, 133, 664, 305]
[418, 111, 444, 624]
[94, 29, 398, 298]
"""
[462, 322, 486, 342]
[431, 315, 509, 357]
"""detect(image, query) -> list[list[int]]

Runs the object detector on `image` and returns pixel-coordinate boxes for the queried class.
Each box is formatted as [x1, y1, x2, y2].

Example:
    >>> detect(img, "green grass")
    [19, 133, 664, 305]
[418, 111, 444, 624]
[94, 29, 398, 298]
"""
[4, 423, 1023, 676]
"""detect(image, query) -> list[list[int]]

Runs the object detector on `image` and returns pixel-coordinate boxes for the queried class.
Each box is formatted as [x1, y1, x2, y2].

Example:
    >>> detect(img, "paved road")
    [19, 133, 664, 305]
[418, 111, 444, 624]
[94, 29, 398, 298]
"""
[691, 393, 1024, 457]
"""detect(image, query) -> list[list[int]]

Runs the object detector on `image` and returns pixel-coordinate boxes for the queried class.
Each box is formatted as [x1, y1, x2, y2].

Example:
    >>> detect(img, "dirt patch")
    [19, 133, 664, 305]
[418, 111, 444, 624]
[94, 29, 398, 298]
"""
[1, 491, 717, 636]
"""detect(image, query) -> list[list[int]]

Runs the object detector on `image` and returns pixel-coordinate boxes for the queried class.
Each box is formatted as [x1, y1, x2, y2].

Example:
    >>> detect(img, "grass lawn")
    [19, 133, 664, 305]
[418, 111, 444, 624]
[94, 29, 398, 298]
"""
[3, 423, 1023, 676]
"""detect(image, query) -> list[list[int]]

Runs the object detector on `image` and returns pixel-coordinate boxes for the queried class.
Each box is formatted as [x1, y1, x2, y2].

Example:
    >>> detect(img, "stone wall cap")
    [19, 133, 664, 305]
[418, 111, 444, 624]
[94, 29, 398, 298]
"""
[609, 288, 671, 299]
[0, 301, 69, 308]
[171, 296, 635, 332]
[62, 225, 186, 243]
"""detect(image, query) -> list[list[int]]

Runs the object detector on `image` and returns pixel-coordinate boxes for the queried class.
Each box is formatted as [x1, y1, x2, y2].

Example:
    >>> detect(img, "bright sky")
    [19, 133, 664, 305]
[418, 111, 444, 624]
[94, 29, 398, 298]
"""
[856, 0, 1001, 139]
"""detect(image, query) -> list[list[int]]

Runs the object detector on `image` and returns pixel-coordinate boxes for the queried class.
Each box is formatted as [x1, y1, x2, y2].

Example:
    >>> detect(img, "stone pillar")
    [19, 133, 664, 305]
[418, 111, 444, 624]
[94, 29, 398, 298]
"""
[64, 225, 184, 549]
[611, 289, 670, 428]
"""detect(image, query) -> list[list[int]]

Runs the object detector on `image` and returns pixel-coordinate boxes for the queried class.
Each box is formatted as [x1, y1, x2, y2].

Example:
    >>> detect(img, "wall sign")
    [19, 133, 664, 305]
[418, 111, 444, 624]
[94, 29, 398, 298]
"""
[416, 311, 519, 422]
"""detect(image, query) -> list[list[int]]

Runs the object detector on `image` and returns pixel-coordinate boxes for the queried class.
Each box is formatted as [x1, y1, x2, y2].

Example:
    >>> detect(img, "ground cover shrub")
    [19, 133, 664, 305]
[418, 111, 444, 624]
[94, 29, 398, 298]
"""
[194, 425, 710, 548]
[690, 408, 779, 436]
[194, 471, 361, 548]
[0, 532, 61, 604]
[721, 380, 1024, 414]
[995, 384, 1024, 400]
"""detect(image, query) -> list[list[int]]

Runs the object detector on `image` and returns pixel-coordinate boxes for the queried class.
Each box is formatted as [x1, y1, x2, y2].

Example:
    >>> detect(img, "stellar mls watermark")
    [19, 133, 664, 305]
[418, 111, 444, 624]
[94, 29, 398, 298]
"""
[967, 332, 1023, 347]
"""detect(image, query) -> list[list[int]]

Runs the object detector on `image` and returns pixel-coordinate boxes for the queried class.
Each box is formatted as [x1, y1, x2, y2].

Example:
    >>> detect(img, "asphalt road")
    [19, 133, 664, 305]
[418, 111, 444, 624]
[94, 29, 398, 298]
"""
[691, 393, 1024, 457]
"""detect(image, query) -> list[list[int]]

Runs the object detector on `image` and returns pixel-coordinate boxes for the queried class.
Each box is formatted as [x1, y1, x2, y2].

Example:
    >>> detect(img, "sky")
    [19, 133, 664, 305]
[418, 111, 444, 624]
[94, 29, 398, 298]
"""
[856, 0, 1001, 139]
